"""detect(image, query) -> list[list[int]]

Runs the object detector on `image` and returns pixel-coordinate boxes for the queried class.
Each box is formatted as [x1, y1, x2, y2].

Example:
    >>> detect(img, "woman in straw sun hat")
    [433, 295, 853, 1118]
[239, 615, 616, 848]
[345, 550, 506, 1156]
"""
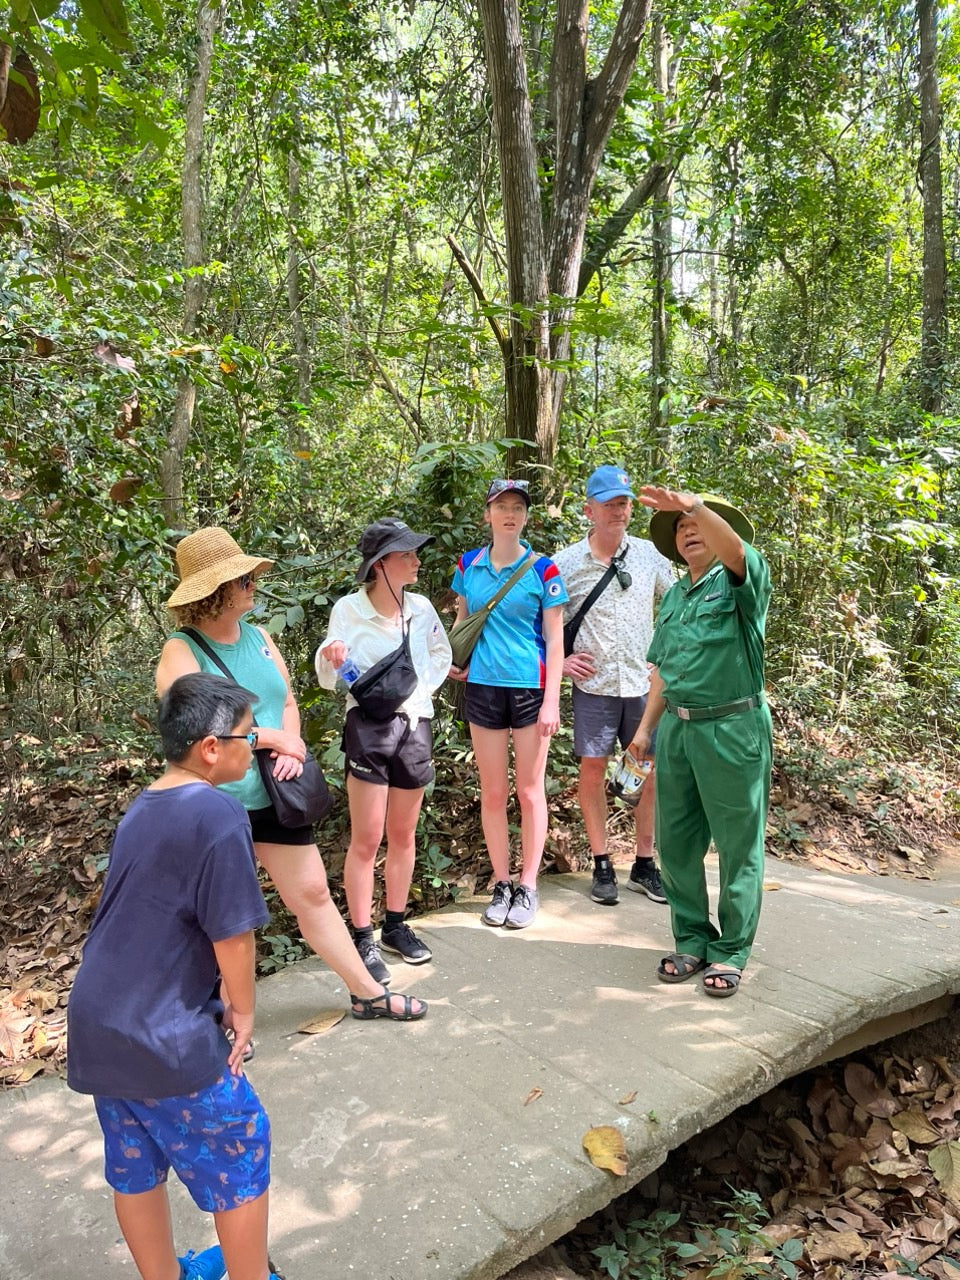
[156, 528, 426, 1023]
[629, 487, 772, 999]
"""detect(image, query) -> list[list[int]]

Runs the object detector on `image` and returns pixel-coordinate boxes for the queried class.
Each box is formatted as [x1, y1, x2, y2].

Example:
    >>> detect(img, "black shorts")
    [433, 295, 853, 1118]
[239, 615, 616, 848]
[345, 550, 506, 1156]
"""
[465, 683, 544, 731]
[343, 709, 434, 789]
[248, 805, 315, 846]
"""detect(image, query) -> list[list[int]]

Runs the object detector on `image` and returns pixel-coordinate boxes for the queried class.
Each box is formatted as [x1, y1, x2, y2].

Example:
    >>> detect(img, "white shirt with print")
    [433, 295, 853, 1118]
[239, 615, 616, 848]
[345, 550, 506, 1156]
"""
[552, 534, 675, 698]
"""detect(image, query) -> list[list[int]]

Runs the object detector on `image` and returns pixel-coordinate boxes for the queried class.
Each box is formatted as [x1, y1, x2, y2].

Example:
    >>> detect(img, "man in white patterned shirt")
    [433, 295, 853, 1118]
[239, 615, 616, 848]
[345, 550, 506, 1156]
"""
[553, 466, 675, 906]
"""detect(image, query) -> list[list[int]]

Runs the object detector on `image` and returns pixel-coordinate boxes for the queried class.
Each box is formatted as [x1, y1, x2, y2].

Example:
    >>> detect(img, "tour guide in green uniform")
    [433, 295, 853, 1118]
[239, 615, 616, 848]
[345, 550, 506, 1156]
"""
[629, 486, 772, 998]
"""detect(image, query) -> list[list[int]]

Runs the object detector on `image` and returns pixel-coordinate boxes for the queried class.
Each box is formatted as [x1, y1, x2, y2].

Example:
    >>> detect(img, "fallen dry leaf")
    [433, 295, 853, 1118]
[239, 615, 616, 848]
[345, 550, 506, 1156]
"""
[806, 1228, 871, 1263]
[929, 1141, 960, 1204]
[296, 1010, 346, 1035]
[582, 1125, 627, 1176]
[892, 1107, 941, 1145]
[524, 1086, 543, 1106]
[618, 1090, 638, 1106]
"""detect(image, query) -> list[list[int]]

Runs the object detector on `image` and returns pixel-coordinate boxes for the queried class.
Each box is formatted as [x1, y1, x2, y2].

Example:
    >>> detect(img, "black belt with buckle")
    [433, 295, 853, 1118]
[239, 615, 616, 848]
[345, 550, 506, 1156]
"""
[666, 694, 763, 722]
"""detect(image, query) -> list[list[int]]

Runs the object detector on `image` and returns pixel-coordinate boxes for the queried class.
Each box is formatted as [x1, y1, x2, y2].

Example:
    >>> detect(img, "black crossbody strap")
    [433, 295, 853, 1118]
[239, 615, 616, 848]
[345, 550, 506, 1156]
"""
[179, 626, 261, 727]
[564, 546, 625, 645]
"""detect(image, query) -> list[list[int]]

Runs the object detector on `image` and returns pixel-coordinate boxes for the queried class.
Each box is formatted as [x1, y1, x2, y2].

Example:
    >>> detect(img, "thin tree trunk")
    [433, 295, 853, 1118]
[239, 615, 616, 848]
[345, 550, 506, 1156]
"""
[287, 147, 311, 412]
[918, 0, 946, 416]
[159, 0, 223, 523]
[648, 12, 673, 466]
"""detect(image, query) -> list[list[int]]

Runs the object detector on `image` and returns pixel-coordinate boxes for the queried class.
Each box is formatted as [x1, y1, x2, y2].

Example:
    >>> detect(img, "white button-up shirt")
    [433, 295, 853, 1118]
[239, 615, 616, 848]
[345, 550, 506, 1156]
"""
[552, 534, 675, 698]
[315, 587, 452, 725]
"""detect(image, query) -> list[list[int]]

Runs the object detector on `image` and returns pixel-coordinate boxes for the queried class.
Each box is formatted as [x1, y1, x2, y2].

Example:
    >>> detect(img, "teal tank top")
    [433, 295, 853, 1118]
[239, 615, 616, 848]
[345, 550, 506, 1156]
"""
[173, 620, 290, 811]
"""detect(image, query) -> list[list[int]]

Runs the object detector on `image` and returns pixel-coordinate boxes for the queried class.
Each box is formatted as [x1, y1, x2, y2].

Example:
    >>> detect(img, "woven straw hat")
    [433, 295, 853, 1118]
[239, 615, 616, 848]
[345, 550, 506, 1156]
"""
[165, 527, 274, 607]
[649, 494, 755, 564]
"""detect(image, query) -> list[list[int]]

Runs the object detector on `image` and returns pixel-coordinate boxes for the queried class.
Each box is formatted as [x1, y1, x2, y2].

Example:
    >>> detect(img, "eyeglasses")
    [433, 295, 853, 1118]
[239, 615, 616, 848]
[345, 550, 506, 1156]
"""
[235, 573, 259, 590]
[217, 731, 258, 746]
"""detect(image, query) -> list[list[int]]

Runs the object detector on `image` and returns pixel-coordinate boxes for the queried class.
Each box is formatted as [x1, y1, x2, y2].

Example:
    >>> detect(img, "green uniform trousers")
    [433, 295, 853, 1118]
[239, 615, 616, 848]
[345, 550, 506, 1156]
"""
[654, 702, 772, 969]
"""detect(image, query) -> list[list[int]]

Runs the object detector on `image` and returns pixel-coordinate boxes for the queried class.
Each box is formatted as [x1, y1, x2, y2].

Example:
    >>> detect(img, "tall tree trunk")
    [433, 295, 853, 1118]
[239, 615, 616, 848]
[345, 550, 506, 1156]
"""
[475, 0, 652, 481]
[918, 0, 946, 416]
[286, 145, 311, 414]
[648, 12, 673, 467]
[159, 0, 223, 523]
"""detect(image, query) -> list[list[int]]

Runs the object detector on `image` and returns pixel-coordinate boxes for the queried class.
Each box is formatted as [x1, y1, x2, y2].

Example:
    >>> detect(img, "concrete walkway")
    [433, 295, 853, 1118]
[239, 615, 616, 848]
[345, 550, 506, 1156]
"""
[2, 857, 959, 1280]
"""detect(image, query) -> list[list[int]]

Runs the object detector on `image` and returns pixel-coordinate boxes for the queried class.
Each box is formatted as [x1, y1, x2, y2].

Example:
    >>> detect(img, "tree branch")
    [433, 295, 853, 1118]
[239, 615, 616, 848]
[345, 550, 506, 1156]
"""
[577, 161, 667, 296]
[583, 0, 653, 176]
[356, 340, 424, 443]
[446, 233, 509, 358]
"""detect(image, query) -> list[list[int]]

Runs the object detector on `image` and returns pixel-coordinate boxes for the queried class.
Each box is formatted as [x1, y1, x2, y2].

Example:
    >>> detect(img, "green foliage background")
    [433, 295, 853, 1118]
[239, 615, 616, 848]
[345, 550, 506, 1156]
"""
[3, 0, 960, 891]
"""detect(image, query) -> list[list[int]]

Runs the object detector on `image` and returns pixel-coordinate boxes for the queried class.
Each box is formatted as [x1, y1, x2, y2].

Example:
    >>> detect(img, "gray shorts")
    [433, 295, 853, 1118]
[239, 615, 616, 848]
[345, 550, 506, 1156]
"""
[572, 686, 657, 759]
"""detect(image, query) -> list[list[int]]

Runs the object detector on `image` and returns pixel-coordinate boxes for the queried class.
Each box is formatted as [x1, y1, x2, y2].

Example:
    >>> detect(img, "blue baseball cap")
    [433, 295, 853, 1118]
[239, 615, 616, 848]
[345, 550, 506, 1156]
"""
[586, 465, 635, 503]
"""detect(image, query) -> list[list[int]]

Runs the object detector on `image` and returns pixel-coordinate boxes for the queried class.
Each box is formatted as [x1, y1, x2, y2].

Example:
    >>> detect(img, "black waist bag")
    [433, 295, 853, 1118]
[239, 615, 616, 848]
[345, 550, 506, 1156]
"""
[351, 629, 418, 720]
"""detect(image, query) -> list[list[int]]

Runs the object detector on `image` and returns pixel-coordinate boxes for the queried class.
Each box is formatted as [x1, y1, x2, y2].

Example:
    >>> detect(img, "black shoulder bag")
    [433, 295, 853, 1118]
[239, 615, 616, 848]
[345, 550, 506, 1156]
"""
[180, 627, 333, 828]
[349, 618, 419, 721]
[562, 549, 626, 657]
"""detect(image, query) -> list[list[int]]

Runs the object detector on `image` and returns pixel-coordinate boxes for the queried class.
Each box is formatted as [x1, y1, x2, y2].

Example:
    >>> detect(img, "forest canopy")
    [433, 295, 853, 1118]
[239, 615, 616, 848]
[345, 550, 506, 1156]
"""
[3, 0, 960, 789]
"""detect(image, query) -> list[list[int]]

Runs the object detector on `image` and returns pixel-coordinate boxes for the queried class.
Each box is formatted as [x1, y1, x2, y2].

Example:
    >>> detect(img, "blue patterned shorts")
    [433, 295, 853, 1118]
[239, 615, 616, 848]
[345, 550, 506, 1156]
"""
[94, 1072, 271, 1211]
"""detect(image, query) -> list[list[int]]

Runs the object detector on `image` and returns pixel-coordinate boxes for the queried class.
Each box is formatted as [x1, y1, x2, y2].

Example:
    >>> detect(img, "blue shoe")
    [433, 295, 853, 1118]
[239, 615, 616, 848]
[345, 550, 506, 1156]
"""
[178, 1246, 226, 1280]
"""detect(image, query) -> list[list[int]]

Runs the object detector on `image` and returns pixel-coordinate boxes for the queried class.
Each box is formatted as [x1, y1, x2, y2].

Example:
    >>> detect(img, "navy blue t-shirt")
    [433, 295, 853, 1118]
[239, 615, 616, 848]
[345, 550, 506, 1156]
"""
[67, 783, 269, 1100]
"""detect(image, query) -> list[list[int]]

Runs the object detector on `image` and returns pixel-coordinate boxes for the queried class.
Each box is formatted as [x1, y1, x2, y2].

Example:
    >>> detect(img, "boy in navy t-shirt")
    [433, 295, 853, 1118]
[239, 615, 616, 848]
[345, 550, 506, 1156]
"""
[68, 673, 277, 1280]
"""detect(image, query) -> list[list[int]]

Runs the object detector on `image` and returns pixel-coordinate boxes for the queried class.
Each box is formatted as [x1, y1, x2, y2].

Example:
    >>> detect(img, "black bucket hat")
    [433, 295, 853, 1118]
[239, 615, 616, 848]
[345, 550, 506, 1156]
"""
[355, 518, 435, 582]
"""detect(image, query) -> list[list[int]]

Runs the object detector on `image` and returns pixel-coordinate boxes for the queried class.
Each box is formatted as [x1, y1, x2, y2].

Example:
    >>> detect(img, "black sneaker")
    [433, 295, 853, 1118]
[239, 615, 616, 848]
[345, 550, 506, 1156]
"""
[591, 857, 619, 905]
[380, 922, 433, 965]
[354, 933, 391, 985]
[626, 859, 667, 903]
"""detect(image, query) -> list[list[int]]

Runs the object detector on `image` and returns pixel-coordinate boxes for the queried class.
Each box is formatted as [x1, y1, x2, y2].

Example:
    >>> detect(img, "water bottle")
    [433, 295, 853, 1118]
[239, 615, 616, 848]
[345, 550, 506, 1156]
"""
[335, 653, 361, 686]
[606, 749, 652, 807]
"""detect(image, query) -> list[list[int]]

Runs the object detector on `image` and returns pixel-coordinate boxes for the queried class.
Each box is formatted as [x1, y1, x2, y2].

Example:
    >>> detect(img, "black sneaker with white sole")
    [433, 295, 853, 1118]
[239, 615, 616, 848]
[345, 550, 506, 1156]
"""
[380, 922, 433, 965]
[591, 856, 619, 905]
[625, 859, 667, 903]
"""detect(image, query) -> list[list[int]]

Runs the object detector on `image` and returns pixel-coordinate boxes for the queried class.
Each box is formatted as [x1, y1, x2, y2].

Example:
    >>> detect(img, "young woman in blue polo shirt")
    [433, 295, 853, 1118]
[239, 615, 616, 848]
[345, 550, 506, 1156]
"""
[450, 480, 568, 929]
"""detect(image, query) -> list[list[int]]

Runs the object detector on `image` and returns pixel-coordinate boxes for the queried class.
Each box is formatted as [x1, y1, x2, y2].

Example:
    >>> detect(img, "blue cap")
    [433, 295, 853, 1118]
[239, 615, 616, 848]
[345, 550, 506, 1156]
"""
[586, 466, 635, 503]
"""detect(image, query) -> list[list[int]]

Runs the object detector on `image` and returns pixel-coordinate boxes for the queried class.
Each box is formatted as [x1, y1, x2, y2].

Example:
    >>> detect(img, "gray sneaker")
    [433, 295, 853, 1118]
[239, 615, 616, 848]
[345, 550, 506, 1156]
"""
[504, 883, 539, 929]
[591, 857, 619, 905]
[626, 859, 667, 903]
[482, 880, 514, 927]
[354, 933, 391, 985]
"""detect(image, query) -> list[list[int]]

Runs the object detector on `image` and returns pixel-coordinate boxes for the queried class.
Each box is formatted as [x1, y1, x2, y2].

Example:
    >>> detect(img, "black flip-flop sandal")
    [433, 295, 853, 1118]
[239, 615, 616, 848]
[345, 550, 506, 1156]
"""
[350, 991, 428, 1021]
[702, 965, 741, 997]
[657, 953, 706, 983]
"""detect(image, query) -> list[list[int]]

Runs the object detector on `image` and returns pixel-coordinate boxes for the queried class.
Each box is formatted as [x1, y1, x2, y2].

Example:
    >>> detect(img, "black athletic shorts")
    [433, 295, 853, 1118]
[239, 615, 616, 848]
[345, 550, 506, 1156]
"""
[465, 683, 544, 731]
[248, 805, 315, 846]
[342, 709, 434, 789]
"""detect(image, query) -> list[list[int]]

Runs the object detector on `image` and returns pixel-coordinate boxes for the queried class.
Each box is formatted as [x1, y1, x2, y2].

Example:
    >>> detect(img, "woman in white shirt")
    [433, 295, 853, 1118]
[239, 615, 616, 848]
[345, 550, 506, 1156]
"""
[316, 519, 452, 985]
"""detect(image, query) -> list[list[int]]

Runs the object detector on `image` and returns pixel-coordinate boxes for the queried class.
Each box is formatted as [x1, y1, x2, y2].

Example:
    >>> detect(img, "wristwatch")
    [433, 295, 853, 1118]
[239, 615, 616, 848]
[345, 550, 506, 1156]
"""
[685, 495, 704, 516]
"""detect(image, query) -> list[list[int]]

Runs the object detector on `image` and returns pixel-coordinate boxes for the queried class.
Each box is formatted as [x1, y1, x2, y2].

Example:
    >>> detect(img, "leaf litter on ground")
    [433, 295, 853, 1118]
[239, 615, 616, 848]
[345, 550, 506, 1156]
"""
[526, 1047, 960, 1279]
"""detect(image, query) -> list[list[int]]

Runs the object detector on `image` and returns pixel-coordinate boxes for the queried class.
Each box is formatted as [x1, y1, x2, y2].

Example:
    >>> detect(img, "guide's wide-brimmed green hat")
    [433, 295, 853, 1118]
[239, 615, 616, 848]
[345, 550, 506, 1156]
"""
[649, 494, 755, 564]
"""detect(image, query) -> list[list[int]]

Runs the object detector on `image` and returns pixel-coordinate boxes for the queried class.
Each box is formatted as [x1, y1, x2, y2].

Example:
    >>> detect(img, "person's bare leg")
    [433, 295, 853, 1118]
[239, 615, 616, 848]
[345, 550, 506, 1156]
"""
[469, 725, 512, 881]
[383, 787, 426, 912]
[577, 755, 610, 855]
[112, 1185, 180, 1280]
[214, 1189, 271, 1280]
[342, 778, 389, 928]
[512, 723, 552, 886]
[633, 764, 656, 857]
[255, 841, 383, 1000]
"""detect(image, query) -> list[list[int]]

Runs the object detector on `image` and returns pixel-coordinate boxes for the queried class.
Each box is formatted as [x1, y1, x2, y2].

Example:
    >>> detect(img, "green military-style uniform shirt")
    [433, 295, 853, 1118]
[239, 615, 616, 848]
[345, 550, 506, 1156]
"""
[647, 542, 769, 708]
[647, 541, 773, 972]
